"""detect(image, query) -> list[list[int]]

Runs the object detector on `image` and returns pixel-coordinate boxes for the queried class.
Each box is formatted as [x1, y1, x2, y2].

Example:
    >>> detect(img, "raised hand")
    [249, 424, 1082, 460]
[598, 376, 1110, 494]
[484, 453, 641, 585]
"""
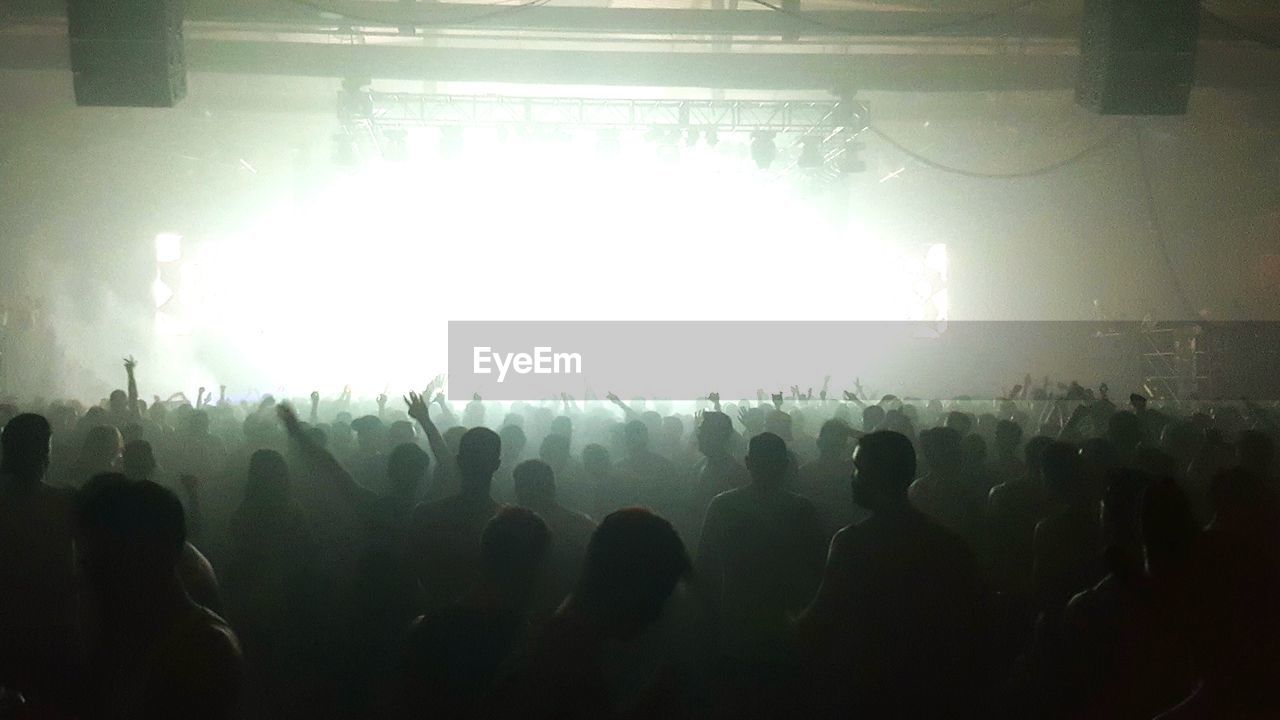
[310, 390, 320, 407]
[606, 391, 621, 404]
[377, 393, 388, 408]
[708, 391, 721, 411]
[771, 391, 784, 409]
[844, 390, 858, 402]
[276, 402, 302, 433]
[123, 355, 138, 373]
[405, 391, 431, 424]
[854, 377, 865, 397]
[819, 375, 830, 401]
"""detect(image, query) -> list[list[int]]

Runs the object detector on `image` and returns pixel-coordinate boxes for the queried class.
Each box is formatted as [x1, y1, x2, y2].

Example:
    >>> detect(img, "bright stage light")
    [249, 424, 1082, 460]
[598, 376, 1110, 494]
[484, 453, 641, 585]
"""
[155, 233, 182, 263]
[155, 130, 951, 397]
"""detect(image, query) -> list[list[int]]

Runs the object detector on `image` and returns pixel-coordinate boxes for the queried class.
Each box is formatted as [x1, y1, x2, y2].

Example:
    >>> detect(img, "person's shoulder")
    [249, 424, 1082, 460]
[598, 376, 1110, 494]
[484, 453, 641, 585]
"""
[708, 486, 748, 509]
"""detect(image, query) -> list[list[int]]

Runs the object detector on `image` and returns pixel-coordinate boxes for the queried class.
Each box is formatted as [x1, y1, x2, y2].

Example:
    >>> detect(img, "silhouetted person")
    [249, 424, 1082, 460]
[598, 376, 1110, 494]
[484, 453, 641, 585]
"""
[76, 475, 241, 719]
[696, 431, 826, 717]
[67, 424, 122, 486]
[987, 435, 1051, 598]
[614, 420, 677, 515]
[910, 425, 982, 551]
[798, 430, 987, 719]
[797, 419, 859, 538]
[491, 508, 691, 720]
[1165, 465, 1280, 718]
[1033, 442, 1103, 610]
[582, 443, 627, 519]
[691, 411, 748, 534]
[409, 424, 503, 613]
[492, 424, 527, 505]
[0, 413, 80, 709]
[539, 433, 587, 514]
[698, 431, 824, 654]
[399, 507, 551, 720]
[513, 459, 596, 616]
[222, 448, 314, 718]
[121, 440, 222, 614]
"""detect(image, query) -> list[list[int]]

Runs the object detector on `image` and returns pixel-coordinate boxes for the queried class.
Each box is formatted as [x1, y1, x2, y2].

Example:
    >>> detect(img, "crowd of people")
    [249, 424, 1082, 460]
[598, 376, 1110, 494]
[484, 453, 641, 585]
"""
[0, 359, 1277, 719]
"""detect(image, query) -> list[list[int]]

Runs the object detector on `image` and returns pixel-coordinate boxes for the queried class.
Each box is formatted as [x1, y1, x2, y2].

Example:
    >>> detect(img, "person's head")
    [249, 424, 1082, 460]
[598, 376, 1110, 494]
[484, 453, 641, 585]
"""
[513, 458, 556, 509]
[387, 443, 429, 498]
[1141, 477, 1197, 580]
[76, 475, 186, 611]
[945, 410, 973, 436]
[852, 430, 916, 513]
[122, 440, 157, 482]
[351, 415, 386, 454]
[744, 432, 789, 486]
[696, 411, 734, 457]
[660, 416, 684, 447]
[479, 507, 551, 606]
[184, 409, 210, 437]
[1, 413, 52, 483]
[816, 419, 853, 459]
[499, 424, 527, 465]
[582, 444, 611, 479]
[539, 433, 571, 468]
[994, 419, 1022, 457]
[764, 410, 793, 441]
[1024, 435, 1054, 484]
[1106, 411, 1144, 455]
[573, 509, 690, 639]
[108, 389, 128, 416]
[79, 425, 123, 474]
[1042, 441, 1086, 506]
[623, 420, 650, 456]
[550, 415, 572, 440]
[919, 426, 963, 477]
[457, 426, 501, 494]
[387, 420, 416, 447]
[245, 448, 290, 509]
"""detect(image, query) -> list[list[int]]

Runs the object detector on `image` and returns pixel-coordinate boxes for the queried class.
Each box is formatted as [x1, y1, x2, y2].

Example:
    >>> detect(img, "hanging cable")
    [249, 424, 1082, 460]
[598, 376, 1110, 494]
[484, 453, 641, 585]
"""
[746, 0, 1044, 37]
[1133, 122, 1197, 319]
[868, 124, 1124, 179]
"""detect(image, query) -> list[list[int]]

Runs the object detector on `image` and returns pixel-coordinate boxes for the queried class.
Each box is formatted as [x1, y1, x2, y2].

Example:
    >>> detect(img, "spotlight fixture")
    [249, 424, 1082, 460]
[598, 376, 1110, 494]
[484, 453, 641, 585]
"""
[704, 128, 719, 147]
[797, 136, 824, 168]
[751, 131, 777, 169]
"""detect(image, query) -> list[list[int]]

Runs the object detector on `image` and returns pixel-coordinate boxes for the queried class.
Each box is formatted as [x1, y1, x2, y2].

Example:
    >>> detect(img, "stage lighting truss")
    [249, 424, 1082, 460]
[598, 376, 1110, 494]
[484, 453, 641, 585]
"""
[338, 89, 871, 172]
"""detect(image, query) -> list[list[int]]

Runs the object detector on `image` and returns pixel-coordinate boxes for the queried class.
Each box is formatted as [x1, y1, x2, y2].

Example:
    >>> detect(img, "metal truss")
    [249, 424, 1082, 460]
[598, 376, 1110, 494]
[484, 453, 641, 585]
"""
[339, 90, 867, 134]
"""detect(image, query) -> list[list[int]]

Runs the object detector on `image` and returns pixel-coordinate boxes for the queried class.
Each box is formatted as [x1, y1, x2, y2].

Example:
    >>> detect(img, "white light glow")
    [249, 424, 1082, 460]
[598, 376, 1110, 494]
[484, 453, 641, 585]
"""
[156, 131, 953, 396]
[155, 233, 183, 263]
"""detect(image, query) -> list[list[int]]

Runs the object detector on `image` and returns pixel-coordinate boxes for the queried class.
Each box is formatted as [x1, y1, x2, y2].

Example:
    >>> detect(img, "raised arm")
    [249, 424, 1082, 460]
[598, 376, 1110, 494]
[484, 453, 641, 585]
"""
[606, 391, 641, 421]
[124, 355, 142, 421]
[407, 391, 458, 480]
[276, 402, 373, 507]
